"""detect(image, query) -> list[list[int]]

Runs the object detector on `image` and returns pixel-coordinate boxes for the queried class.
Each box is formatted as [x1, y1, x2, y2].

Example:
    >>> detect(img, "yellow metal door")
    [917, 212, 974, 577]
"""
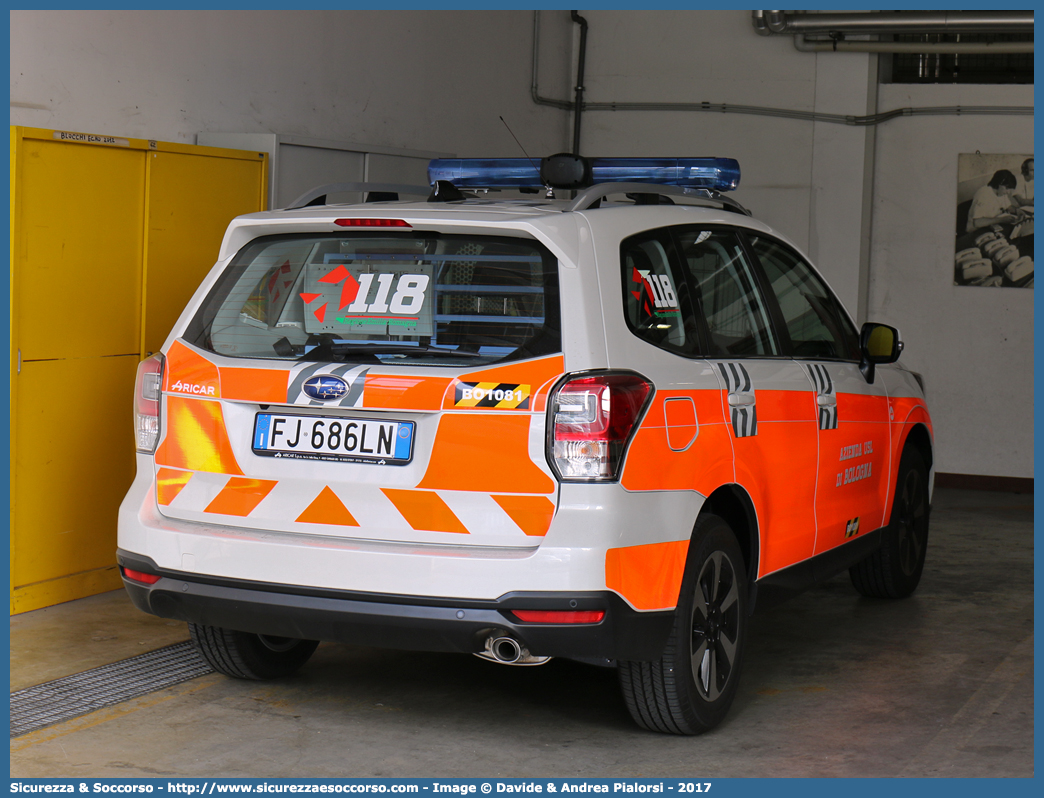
[10, 127, 267, 613]
[10, 130, 146, 612]
[143, 148, 267, 355]
[10, 357, 139, 610]
[14, 137, 145, 360]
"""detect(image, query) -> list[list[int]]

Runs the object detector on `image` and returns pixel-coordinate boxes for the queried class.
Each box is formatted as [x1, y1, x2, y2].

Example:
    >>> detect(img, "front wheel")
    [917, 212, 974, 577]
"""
[849, 446, 930, 598]
[618, 513, 749, 735]
[190, 623, 319, 680]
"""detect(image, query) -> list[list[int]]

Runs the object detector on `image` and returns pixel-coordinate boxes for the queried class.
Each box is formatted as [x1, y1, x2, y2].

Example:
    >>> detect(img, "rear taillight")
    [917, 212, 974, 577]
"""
[549, 373, 652, 481]
[121, 567, 161, 585]
[134, 354, 164, 453]
[511, 610, 605, 624]
[334, 218, 412, 227]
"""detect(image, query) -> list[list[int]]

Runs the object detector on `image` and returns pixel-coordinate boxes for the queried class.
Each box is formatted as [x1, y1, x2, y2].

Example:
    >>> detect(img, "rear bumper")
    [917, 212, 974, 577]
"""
[118, 458, 705, 610]
[117, 549, 674, 662]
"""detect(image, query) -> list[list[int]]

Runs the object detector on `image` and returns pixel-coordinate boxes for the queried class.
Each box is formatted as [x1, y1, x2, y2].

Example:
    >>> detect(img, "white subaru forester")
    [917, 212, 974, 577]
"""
[118, 154, 933, 734]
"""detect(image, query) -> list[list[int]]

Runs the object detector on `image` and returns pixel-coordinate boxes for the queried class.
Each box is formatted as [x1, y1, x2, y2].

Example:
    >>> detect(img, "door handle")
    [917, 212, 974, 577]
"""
[817, 394, 837, 408]
[728, 392, 756, 408]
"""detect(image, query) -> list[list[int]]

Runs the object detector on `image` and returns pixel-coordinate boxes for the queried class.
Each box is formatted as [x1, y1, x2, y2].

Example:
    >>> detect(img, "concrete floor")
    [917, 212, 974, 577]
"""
[10, 488, 1033, 778]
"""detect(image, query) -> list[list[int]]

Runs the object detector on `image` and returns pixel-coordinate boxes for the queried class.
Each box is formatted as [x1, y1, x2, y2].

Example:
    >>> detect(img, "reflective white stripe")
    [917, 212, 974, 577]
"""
[124, 476, 699, 601]
[157, 475, 552, 542]
[165, 471, 228, 511]
[526, 412, 555, 480]
[340, 485, 414, 531]
[438, 490, 525, 538]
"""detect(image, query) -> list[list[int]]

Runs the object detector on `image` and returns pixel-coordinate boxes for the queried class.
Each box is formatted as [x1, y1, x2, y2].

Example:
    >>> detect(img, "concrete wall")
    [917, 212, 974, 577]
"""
[568, 11, 879, 316]
[573, 11, 820, 251]
[10, 9, 573, 158]
[9, 9, 1033, 478]
[563, 10, 1033, 479]
[870, 84, 1033, 479]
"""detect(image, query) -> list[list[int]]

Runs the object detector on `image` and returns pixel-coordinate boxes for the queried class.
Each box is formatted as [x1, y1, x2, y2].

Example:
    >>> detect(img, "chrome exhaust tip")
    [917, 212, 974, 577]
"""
[490, 636, 522, 663]
[474, 633, 552, 666]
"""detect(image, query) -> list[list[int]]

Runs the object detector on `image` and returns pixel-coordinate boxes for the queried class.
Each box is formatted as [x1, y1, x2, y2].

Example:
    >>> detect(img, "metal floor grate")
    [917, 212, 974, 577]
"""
[10, 641, 214, 737]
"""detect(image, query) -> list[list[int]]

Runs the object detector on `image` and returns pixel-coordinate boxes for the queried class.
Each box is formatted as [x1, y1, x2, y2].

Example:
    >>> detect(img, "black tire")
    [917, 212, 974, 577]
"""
[849, 446, 930, 599]
[189, 623, 319, 680]
[618, 514, 749, 735]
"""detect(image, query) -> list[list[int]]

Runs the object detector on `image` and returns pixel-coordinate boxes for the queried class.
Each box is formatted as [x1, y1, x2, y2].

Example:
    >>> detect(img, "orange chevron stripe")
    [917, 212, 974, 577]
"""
[155, 468, 193, 506]
[204, 477, 277, 516]
[296, 486, 359, 527]
[492, 494, 555, 536]
[381, 489, 469, 535]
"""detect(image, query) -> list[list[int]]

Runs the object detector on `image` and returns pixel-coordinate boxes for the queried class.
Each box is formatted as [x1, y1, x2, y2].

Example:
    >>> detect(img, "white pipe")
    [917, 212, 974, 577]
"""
[794, 34, 1033, 54]
[761, 10, 1033, 34]
[530, 13, 1032, 127]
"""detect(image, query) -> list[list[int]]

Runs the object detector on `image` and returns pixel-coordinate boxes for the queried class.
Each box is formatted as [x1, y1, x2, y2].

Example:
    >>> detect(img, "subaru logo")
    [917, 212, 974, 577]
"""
[303, 375, 349, 401]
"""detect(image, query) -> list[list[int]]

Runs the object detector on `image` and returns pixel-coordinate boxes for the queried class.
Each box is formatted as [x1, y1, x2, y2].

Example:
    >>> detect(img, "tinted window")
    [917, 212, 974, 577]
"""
[673, 228, 777, 357]
[747, 236, 859, 360]
[184, 233, 560, 367]
[621, 230, 701, 357]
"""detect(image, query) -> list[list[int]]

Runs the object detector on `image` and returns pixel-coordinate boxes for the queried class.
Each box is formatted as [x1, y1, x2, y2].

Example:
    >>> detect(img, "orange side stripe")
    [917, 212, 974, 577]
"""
[605, 540, 690, 611]
[417, 414, 555, 494]
[364, 375, 453, 411]
[221, 367, 289, 404]
[492, 494, 556, 537]
[837, 391, 891, 421]
[164, 340, 221, 397]
[204, 478, 278, 516]
[381, 489, 469, 535]
[296, 486, 359, 527]
[155, 468, 192, 506]
[622, 422, 733, 494]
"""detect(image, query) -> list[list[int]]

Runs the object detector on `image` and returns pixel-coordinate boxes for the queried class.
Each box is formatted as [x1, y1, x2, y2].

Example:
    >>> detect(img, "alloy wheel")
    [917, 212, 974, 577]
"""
[690, 550, 740, 701]
[896, 467, 927, 576]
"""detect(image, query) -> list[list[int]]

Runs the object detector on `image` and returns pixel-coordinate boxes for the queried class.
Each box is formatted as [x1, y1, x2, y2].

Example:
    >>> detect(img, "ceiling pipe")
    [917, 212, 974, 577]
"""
[758, 10, 1033, 34]
[532, 12, 573, 111]
[571, 11, 589, 156]
[751, 10, 772, 36]
[793, 34, 1033, 55]
[530, 13, 1032, 128]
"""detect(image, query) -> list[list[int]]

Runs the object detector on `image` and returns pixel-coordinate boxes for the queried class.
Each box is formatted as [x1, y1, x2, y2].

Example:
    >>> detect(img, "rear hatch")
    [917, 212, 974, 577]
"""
[153, 226, 564, 547]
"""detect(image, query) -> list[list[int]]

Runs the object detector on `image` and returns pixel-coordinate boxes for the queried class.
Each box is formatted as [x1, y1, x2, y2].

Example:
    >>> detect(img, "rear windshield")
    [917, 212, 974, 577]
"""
[184, 233, 561, 367]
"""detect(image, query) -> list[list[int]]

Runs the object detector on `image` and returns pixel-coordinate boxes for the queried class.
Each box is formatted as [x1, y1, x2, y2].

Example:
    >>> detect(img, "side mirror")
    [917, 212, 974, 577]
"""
[859, 322, 903, 383]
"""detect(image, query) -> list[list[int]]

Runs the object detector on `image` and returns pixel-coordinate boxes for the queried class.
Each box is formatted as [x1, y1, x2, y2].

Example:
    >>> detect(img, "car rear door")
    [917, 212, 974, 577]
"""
[745, 234, 892, 556]
[669, 226, 821, 578]
[154, 229, 567, 549]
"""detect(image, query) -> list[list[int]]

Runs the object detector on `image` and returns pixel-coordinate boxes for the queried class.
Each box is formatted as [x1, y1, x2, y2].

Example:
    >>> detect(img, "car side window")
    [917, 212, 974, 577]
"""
[621, 230, 702, 357]
[672, 227, 778, 357]
[747, 235, 860, 361]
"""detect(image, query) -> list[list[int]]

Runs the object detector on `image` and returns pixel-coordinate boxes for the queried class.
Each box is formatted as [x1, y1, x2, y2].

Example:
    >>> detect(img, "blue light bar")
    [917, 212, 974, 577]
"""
[428, 158, 543, 188]
[591, 158, 740, 191]
[428, 157, 741, 192]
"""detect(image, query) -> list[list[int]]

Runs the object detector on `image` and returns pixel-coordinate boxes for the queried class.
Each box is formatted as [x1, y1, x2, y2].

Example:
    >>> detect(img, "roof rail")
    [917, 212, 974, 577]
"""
[566, 182, 752, 216]
[286, 182, 431, 210]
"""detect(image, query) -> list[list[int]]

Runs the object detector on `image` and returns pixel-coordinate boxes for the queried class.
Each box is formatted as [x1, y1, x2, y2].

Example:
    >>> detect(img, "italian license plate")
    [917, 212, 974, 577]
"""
[252, 413, 415, 465]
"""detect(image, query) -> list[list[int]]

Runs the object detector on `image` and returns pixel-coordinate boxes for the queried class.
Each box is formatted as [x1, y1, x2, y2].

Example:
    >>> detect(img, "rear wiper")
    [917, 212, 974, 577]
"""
[300, 340, 485, 361]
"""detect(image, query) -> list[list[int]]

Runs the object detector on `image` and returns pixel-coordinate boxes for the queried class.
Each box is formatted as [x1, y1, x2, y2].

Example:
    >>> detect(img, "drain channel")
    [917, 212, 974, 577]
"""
[10, 641, 214, 737]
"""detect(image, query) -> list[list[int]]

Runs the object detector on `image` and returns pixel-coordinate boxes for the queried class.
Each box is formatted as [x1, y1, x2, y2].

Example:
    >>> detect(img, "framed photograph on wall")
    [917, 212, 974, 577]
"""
[955, 152, 1034, 288]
